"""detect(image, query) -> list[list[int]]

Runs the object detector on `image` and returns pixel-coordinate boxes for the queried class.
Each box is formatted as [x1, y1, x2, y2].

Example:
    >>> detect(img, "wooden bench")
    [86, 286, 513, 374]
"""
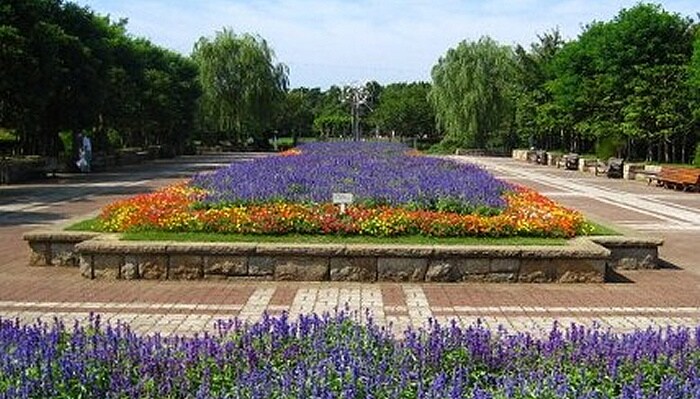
[651, 166, 700, 192]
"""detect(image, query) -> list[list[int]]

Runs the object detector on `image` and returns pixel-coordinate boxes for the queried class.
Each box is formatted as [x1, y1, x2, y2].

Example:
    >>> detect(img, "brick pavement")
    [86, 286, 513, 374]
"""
[2, 154, 700, 336]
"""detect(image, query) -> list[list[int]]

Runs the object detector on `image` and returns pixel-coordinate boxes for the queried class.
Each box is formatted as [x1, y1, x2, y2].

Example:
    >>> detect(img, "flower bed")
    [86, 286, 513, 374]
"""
[2, 314, 700, 398]
[99, 184, 585, 237]
[96, 142, 587, 238]
[193, 142, 508, 214]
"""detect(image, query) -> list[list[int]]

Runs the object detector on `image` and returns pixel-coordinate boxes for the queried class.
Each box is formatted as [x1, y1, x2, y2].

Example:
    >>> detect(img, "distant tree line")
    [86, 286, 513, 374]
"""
[2, 1, 699, 165]
[431, 4, 700, 163]
[0, 0, 199, 157]
[272, 81, 438, 145]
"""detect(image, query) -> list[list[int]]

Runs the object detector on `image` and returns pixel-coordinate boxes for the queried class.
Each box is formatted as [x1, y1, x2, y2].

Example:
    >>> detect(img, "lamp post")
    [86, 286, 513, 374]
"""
[343, 83, 370, 141]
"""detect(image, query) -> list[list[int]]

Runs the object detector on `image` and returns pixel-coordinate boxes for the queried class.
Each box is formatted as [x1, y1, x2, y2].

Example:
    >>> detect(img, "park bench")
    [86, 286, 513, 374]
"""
[649, 166, 700, 192]
[594, 157, 624, 179]
[557, 153, 579, 170]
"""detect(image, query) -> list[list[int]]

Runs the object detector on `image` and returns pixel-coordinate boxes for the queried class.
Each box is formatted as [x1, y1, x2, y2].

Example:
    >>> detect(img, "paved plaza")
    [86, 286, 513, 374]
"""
[1, 154, 700, 336]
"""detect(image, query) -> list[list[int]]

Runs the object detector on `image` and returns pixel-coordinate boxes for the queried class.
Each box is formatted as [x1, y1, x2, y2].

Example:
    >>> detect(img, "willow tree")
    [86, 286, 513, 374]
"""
[429, 36, 516, 150]
[193, 29, 288, 147]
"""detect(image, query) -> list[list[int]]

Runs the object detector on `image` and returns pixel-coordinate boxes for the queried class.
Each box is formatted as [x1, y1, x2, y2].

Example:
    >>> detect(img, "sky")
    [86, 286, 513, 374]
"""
[74, 0, 698, 89]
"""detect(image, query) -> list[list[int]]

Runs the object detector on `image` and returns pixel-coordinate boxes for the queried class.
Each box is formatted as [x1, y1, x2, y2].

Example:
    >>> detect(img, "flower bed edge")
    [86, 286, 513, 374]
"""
[23, 227, 667, 282]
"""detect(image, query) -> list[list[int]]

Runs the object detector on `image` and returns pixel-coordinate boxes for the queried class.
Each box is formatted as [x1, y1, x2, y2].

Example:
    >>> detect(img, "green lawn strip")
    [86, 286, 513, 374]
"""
[584, 221, 621, 236]
[64, 218, 102, 231]
[119, 231, 566, 245]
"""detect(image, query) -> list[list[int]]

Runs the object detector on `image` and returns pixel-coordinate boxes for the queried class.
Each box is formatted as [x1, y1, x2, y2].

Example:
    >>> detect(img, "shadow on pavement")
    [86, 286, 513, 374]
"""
[658, 258, 683, 270]
[605, 269, 634, 283]
[606, 257, 684, 283]
[0, 211, 66, 226]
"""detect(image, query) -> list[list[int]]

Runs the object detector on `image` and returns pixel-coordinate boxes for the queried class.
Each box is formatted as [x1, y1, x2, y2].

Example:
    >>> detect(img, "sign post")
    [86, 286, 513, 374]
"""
[332, 193, 354, 214]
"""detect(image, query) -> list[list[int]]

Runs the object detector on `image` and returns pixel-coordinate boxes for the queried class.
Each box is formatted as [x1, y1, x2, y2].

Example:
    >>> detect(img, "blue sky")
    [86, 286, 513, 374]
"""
[74, 0, 697, 88]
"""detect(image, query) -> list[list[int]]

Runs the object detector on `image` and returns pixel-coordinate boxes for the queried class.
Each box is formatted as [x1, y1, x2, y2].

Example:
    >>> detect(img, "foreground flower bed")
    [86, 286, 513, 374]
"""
[96, 142, 587, 238]
[2, 314, 700, 398]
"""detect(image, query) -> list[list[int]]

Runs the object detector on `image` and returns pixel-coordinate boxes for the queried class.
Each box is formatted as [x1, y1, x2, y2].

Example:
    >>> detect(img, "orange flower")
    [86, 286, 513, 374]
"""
[98, 183, 586, 238]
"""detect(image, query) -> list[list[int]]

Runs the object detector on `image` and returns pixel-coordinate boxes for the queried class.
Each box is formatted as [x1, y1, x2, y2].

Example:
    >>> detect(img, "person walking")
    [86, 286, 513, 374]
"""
[76, 133, 92, 172]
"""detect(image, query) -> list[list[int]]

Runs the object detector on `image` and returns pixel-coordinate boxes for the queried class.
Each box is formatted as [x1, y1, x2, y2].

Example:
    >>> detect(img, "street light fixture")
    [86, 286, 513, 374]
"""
[342, 83, 371, 141]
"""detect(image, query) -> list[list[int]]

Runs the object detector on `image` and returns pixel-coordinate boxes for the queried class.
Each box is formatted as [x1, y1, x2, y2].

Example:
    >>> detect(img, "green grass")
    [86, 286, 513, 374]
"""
[119, 231, 567, 245]
[585, 221, 621, 236]
[65, 218, 102, 231]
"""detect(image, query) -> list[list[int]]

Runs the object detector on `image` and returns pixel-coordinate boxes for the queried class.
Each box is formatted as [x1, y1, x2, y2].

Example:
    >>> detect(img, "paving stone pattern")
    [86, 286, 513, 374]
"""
[2, 154, 700, 336]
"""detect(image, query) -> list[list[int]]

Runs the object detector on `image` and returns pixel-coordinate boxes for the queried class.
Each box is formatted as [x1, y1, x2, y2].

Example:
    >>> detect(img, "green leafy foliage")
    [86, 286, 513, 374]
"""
[368, 82, 437, 139]
[0, 0, 199, 156]
[539, 4, 695, 162]
[429, 36, 517, 150]
[193, 29, 288, 149]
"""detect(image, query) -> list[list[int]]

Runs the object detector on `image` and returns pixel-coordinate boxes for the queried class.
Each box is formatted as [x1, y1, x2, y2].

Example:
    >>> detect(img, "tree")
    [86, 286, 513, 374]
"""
[0, 0, 105, 156]
[688, 27, 700, 143]
[274, 88, 319, 142]
[369, 82, 436, 139]
[429, 36, 516, 149]
[0, 0, 199, 157]
[193, 29, 288, 148]
[546, 4, 694, 161]
[312, 85, 349, 138]
[513, 30, 565, 150]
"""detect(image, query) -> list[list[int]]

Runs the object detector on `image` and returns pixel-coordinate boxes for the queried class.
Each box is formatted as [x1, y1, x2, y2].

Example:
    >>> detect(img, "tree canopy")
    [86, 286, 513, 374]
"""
[369, 82, 436, 139]
[2, 1, 698, 165]
[193, 29, 288, 148]
[0, 0, 199, 157]
[429, 37, 516, 149]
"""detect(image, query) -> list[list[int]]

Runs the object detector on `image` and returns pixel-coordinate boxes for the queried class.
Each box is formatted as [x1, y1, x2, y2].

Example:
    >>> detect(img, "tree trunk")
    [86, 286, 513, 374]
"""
[671, 140, 676, 164]
[681, 133, 687, 164]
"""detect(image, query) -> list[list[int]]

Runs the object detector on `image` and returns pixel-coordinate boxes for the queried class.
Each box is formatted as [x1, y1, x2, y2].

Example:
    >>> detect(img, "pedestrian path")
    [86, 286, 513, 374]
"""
[455, 156, 700, 231]
[2, 153, 700, 337]
[2, 285, 700, 336]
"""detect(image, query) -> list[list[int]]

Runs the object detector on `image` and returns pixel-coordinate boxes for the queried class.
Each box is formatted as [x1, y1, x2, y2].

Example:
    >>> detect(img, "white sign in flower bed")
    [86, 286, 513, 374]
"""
[332, 192, 354, 214]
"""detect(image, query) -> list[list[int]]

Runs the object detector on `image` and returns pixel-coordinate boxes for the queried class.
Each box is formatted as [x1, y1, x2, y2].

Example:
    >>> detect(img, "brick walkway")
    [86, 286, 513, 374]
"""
[2, 154, 700, 336]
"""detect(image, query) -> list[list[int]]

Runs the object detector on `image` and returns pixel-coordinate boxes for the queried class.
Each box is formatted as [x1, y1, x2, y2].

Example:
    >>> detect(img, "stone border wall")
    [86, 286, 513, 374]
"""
[589, 236, 663, 270]
[21, 233, 614, 283]
[24, 229, 664, 283]
[25, 231, 101, 267]
[73, 238, 610, 283]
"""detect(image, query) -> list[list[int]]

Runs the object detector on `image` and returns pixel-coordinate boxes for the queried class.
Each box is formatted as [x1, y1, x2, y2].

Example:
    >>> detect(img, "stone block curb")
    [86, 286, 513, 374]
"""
[25, 224, 664, 282]
[590, 235, 663, 270]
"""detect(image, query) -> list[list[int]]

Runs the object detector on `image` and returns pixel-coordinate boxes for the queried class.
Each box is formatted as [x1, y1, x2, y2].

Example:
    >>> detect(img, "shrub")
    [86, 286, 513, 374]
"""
[107, 129, 124, 150]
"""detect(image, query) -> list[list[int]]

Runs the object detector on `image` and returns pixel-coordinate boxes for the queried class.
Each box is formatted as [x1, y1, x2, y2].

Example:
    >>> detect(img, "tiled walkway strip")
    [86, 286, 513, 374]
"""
[3, 286, 700, 336]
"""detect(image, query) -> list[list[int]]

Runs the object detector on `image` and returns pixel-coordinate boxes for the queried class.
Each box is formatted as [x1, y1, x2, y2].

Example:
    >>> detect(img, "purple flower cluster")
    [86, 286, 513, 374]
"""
[2, 313, 700, 398]
[192, 142, 508, 214]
